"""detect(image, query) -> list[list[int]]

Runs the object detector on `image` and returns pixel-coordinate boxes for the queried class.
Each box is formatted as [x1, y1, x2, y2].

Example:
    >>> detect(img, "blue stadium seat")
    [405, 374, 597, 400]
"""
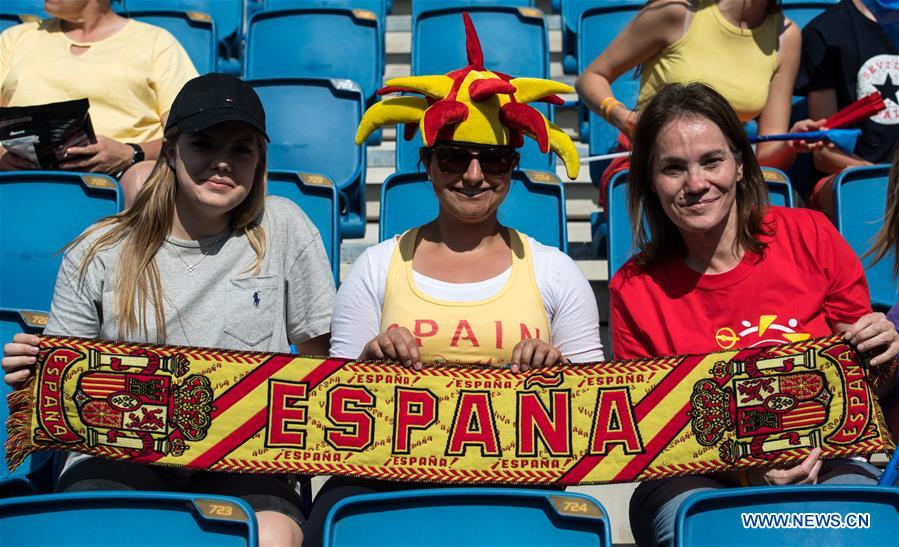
[0, 308, 52, 498]
[411, 0, 535, 20]
[781, 0, 839, 29]
[675, 485, 899, 547]
[880, 446, 899, 487]
[125, 10, 217, 74]
[404, 6, 552, 173]
[379, 170, 568, 252]
[245, 7, 383, 108]
[0, 491, 259, 545]
[249, 78, 367, 239]
[763, 167, 795, 208]
[413, 6, 548, 78]
[605, 168, 795, 280]
[832, 164, 897, 311]
[0, 172, 123, 313]
[605, 169, 632, 281]
[577, 2, 642, 182]
[562, 0, 643, 75]
[394, 101, 556, 174]
[0, 13, 39, 32]
[125, 0, 241, 42]
[266, 170, 341, 282]
[0, 0, 46, 18]
[323, 488, 612, 547]
[256, 0, 389, 28]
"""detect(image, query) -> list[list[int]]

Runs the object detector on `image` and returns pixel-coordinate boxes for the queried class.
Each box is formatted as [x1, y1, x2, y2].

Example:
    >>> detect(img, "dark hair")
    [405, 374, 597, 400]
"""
[627, 82, 769, 265]
[865, 147, 899, 274]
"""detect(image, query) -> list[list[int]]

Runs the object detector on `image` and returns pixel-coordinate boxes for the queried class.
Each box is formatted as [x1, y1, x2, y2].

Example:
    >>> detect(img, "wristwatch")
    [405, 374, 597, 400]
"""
[126, 143, 145, 165]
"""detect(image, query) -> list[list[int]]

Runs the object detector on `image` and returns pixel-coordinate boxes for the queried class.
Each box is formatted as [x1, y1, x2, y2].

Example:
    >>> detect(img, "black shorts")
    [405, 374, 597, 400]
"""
[56, 457, 305, 527]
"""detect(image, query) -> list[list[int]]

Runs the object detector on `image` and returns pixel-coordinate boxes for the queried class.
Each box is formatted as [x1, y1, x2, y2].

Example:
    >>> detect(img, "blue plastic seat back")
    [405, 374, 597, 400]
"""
[379, 170, 568, 252]
[607, 168, 795, 280]
[833, 164, 897, 310]
[0, 308, 49, 496]
[0, 13, 37, 32]
[781, 0, 839, 29]
[0, 0, 46, 17]
[675, 485, 899, 547]
[259, 0, 388, 26]
[413, 6, 548, 78]
[395, 101, 555, 173]
[126, 10, 217, 74]
[762, 167, 794, 208]
[250, 78, 367, 238]
[561, 0, 643, 74]
[245, 8, 382, 104]
[411, 0, 534, 20]
[0, 172, 123, 313]
[250, 78, 365, 191]
[266, 170, 341, 282]
[0, 491, 258, 546]
[125, 0, 241, 42]
[405, 6, 551, 172]
[578, 3, 642, 170]
[323, 488, 612, 547]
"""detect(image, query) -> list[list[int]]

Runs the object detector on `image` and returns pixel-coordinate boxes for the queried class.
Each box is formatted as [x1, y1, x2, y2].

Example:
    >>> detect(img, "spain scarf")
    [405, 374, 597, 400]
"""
[6, 335, 894, 484]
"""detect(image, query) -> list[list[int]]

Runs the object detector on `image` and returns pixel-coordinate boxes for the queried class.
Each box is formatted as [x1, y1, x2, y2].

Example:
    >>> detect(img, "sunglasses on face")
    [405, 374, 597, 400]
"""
[430, 145, 519, 176]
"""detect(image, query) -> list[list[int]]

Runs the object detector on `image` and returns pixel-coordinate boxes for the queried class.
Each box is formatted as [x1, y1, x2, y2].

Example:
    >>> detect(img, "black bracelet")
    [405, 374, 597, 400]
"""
[126, 143, 145, 165]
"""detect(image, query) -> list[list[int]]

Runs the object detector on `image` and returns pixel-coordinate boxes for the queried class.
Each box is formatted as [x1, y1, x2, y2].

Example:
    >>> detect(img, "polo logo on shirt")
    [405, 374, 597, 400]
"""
[857, 54, 899, 125]
[715, 315, 810, 349]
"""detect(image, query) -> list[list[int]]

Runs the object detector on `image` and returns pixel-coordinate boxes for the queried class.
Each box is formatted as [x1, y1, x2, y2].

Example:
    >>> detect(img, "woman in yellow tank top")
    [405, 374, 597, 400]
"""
[329, 13, 604, 374]
[307, 15, 605, 545]
[576, 0, 824, 210]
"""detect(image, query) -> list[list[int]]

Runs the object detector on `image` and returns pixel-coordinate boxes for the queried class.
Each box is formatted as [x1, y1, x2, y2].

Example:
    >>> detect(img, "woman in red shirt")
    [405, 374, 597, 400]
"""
[610, 82, 898, 547]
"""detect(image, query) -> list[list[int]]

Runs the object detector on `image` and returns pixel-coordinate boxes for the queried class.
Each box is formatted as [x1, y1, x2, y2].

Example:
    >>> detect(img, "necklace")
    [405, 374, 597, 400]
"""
[167, 231, 229, 276]
[173, 246, 210, 276]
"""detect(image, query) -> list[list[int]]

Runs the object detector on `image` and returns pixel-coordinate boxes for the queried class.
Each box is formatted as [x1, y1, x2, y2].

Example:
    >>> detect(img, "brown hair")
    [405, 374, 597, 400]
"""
[866, 147, 899, 273]
[627, 82, 769, 265]
[67, 129, 268, 342]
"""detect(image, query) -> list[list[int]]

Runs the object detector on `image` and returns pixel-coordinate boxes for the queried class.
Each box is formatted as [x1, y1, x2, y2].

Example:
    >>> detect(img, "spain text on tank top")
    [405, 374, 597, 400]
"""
[380, 228, 552, 365]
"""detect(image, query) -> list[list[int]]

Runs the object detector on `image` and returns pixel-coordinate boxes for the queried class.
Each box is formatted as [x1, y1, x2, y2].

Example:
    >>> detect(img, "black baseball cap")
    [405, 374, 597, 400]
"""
[165, 73, 269, 141]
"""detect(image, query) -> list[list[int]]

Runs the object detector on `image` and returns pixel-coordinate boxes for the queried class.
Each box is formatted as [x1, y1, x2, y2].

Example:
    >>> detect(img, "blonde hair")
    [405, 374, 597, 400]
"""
[67, 130, 268, 342]
[867, 148, 899, 274]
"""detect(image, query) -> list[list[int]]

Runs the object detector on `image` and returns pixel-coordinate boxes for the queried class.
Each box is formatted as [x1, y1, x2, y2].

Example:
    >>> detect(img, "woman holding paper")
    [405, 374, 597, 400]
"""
[0, 0, 197, 199]
[610, 82, 897, 547]
[2, 73, 335, 547]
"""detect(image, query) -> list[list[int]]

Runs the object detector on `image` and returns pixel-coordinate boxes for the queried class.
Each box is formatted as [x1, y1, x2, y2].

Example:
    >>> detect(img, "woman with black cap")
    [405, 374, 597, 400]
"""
[2, 73, 335, 547]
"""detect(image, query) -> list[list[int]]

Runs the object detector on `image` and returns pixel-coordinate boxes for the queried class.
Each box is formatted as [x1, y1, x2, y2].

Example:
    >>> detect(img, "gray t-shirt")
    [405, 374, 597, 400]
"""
[45, 196, 335, 353]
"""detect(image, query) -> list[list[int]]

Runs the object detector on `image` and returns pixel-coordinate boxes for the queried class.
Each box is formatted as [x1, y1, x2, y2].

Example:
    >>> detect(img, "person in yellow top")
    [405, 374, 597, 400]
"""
[576, 0, 822, 212]
[0, 0, 197, 201]
[315, 13, 605, 546]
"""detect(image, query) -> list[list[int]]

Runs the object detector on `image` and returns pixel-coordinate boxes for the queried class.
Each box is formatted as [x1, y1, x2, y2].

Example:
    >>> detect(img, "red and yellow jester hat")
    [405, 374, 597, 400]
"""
[355, 13, 580, 179]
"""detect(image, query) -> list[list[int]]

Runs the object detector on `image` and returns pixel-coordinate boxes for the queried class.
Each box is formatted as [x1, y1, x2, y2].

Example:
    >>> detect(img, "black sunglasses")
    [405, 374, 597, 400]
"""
[430, 145, 519, 176]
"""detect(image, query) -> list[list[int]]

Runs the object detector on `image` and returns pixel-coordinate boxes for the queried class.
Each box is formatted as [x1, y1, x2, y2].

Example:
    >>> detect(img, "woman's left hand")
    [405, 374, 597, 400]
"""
[843, 312, 899, 366]
[509, 339, 567, 373]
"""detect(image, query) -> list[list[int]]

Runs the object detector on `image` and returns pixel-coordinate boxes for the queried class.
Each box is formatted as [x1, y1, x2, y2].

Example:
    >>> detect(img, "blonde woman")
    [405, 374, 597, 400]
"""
[1, 73, 335, 547]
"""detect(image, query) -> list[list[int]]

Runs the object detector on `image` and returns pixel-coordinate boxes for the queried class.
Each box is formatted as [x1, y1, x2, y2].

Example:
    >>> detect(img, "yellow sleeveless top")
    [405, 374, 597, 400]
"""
[380, 228, 552, 365]
[637, 0, 780, 122]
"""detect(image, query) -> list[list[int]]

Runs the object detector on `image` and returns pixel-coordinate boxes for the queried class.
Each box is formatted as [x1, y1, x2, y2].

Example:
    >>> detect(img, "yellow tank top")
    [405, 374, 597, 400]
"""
[380, 228, 552, 366]
[637, 0, 780, 122]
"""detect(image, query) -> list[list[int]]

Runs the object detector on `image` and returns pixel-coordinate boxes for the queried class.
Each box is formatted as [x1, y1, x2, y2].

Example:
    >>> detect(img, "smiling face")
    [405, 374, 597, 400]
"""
[170, 121, 262, 224]
[425, 143, 518, 225]
[651, 116, 743, 241]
